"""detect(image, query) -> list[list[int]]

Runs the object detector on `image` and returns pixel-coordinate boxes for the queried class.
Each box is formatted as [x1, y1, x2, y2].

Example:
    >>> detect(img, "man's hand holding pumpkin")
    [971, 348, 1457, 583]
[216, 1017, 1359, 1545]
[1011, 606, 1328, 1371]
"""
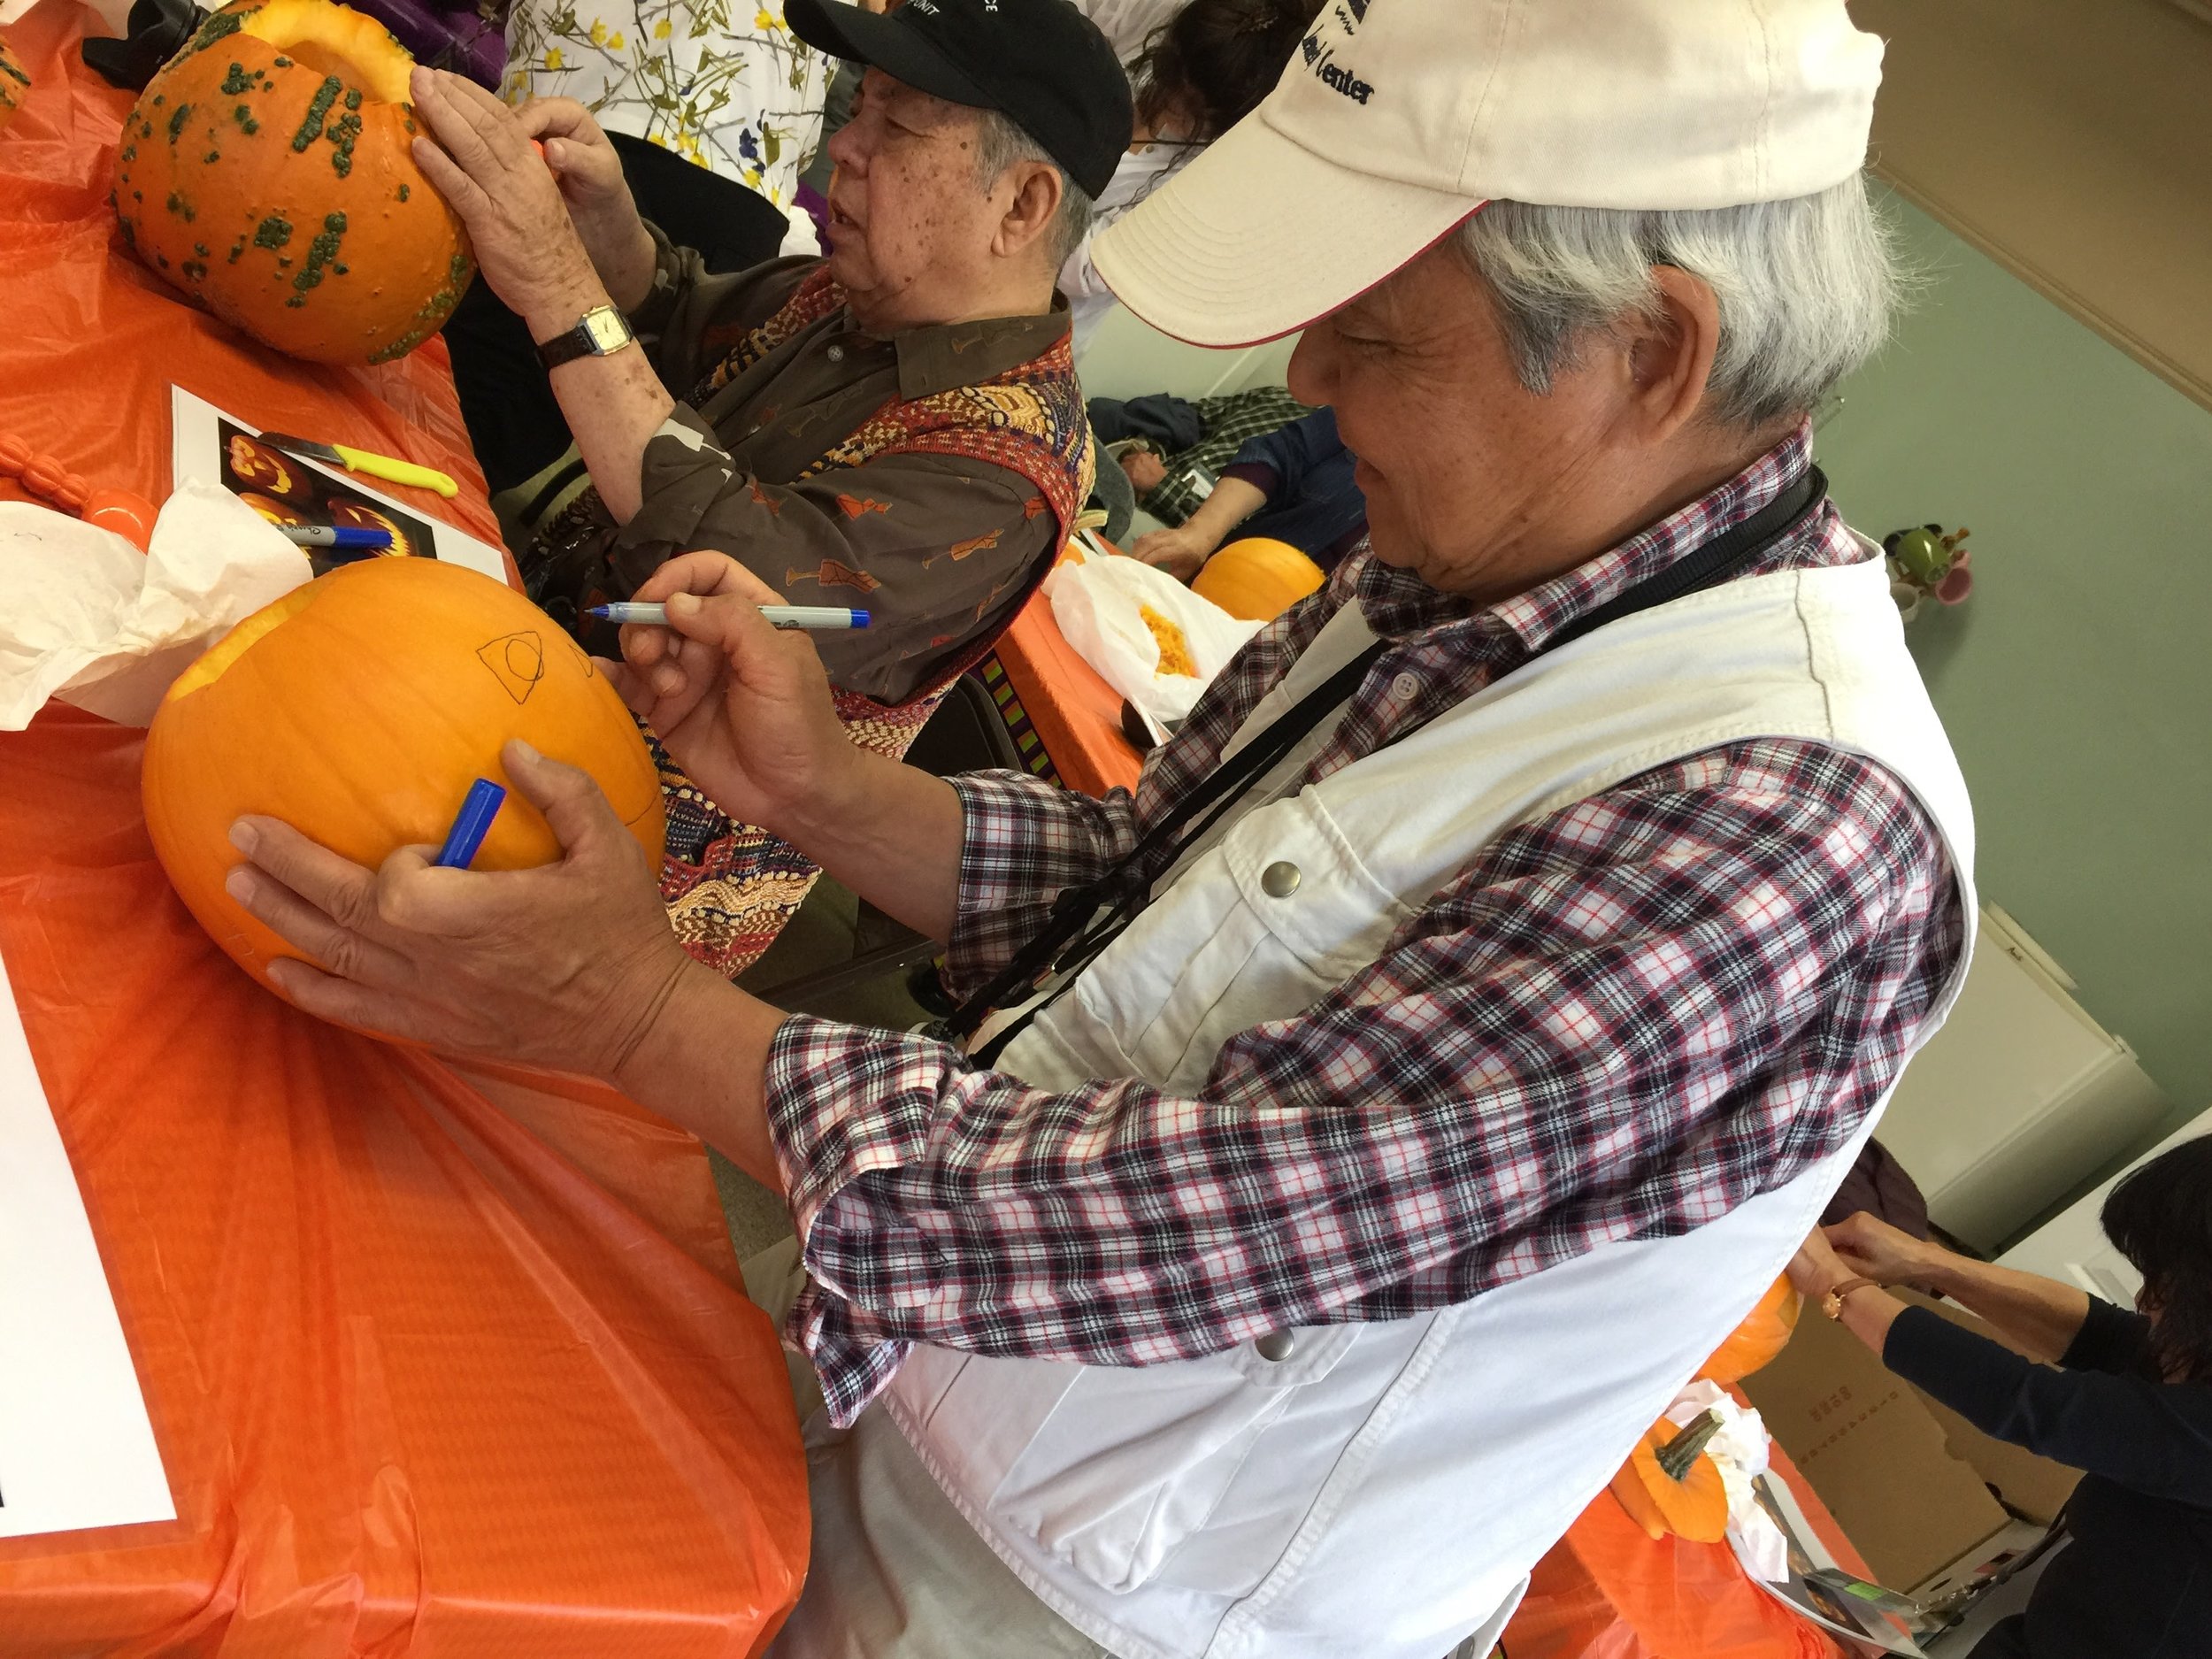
[407, 67, 609, 336]
[516, 96, 660, 311]
[222, 741, 701, 1084]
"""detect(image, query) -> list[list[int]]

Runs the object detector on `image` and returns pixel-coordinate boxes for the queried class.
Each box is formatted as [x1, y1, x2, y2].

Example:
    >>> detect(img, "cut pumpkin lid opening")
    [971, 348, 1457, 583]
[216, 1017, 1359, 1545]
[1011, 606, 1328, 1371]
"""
[240, 0, 414, 104]
[166, 582, 319, 703]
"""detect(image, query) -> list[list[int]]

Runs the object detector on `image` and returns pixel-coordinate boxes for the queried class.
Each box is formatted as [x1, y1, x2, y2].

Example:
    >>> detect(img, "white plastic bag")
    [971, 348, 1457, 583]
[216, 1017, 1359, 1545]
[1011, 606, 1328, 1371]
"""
[1044, 549, 1261, 723]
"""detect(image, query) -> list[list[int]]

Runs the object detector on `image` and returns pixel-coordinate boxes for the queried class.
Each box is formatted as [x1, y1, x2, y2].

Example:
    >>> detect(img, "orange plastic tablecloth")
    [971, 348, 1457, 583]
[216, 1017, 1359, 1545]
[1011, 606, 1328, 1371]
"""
[992, 574, 1145, 800]
[0, 8, 808, 1652]
[1504, 1432, 1878, 1659]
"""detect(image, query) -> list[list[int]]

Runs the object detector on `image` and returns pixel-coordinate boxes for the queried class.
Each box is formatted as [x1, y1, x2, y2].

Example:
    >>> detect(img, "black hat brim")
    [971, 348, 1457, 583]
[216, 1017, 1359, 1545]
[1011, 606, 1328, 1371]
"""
[785, 0, 999, 114]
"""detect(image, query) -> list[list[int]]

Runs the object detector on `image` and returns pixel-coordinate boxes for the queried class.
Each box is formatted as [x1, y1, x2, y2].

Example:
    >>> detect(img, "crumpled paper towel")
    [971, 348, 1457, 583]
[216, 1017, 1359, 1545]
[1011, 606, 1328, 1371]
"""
[1661, 1379, 1793, 1584]
[2, 483, 310, 730]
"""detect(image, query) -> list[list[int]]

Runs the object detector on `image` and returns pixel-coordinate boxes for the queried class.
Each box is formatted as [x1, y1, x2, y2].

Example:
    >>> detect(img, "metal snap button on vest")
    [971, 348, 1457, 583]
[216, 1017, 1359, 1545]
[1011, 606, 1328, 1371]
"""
[1260, 861, 1301, 899]
[1255, 1330, 1296, 1362]
[826, 343, 847, 364]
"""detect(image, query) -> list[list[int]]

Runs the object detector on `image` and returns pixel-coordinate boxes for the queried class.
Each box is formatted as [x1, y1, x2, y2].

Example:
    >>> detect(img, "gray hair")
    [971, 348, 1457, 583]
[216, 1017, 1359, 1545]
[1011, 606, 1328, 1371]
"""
[972, 108, 1096, 272]
[1455, 175, 1902, 431]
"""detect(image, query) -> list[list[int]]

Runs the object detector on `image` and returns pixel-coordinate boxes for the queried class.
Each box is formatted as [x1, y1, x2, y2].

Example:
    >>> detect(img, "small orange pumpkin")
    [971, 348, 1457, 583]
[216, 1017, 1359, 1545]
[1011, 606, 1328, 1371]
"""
[0, 32, 30, 135]
[1192, 536, 1325, 622]
[1695, 1275, 1803, 1385]
[142, 558, 665, 1000]
[1609, 1410, 1730, 1543]
[112, 0, 473, 364]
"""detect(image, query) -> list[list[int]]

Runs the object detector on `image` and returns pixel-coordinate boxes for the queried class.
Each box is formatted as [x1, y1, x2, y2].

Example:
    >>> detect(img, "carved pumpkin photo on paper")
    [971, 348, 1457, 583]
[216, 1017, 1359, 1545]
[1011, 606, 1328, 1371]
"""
[237, 489, 310, 527]
[227, 434, 311, 502]
[214, 416, 442, 572]
[327, 495, 415, 557]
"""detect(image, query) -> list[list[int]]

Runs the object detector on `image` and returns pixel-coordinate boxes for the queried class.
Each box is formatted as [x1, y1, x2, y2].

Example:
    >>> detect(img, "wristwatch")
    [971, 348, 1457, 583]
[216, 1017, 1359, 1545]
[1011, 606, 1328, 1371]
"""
[1822, 1276, 1880, 1319]
[537, 304, 635, 369]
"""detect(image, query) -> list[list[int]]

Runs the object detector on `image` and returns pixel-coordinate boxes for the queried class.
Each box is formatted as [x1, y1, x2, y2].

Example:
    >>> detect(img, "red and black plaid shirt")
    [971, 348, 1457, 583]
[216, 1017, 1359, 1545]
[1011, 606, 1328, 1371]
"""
[764, 425, 1966, 1427]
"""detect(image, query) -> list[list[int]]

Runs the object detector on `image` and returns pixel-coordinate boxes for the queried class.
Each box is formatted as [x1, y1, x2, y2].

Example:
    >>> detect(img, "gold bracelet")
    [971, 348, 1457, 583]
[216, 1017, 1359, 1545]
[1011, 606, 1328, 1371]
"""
[1822, 1277, 1881, 1320]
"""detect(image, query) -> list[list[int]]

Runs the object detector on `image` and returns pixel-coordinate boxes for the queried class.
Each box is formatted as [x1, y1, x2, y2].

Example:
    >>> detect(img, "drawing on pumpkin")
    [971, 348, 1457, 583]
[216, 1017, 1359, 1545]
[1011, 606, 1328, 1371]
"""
[835, 493, 892, 519]
[790, 559, 883, 595]
[477, 631, 546, 705]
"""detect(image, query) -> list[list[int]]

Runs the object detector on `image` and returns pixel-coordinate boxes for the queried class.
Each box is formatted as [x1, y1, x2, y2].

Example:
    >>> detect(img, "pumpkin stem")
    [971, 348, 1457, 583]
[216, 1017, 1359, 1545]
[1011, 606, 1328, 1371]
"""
[1655, 1410, 1724, 1481]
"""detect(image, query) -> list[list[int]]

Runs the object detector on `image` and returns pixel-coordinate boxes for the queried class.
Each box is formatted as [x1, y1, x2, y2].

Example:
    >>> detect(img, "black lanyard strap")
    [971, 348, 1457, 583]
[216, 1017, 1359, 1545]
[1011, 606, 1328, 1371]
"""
[942, 465, 1827, 1062]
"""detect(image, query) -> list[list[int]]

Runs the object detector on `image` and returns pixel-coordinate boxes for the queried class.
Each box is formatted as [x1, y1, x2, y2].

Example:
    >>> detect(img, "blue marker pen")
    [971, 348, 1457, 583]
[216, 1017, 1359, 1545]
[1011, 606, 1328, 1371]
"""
[434, 778, 508, 869]
[278, 525, 396, 550]
[587, 602, 872, 631]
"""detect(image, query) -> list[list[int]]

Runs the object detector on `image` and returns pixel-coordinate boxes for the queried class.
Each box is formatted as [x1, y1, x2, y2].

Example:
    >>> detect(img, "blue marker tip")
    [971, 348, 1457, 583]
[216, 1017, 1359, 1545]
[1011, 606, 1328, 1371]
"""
[434, 778, 508, 869]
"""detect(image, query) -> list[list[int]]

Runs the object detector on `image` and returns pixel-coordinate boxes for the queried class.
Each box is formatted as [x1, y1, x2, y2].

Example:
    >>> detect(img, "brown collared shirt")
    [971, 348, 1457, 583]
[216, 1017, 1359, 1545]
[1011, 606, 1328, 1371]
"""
[618, 233, 1071, 704]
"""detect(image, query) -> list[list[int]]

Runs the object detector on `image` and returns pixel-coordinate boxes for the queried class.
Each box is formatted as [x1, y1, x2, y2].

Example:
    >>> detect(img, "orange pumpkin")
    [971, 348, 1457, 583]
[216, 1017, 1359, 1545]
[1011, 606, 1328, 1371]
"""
[112, 0, 473, 364]
[1609, 1411, 1730, 1543]
[0, 32, 29, 135]
[1694, 1275, 1803, 1384]
[142, 558, 665, 1000]
[1192, 536, 1326, 622]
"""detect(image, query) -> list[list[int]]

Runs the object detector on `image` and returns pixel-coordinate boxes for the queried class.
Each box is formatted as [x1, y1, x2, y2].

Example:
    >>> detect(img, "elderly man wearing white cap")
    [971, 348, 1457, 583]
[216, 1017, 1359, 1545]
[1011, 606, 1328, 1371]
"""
[226, 2, 1978, 1655]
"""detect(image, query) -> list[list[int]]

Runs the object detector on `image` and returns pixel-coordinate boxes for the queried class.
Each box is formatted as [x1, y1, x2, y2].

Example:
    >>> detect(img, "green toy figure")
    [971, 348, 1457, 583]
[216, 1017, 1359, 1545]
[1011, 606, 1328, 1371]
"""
[1882, 523, 1973, 623]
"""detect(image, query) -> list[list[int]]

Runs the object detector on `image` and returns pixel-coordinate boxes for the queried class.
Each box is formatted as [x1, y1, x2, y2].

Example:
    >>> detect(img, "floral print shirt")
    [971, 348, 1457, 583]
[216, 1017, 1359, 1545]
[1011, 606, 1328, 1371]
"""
[503, 0, 828, 211]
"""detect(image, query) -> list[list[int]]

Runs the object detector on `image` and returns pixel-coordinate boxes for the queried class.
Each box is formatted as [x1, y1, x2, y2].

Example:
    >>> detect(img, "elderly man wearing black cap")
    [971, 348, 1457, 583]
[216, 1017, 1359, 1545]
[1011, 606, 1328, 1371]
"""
[407, 0, 1127, 973]
[407, 0, 1128, 710]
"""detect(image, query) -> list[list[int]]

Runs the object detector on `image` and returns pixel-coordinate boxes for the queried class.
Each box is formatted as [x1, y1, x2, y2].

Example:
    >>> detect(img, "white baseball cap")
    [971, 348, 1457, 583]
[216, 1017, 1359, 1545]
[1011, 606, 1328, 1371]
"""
[1093, 0, 1886, 348]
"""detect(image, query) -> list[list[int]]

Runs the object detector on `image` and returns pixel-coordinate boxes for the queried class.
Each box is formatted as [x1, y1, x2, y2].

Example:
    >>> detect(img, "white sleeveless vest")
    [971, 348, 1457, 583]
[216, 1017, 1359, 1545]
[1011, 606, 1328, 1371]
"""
[885, 549, 1978, 1659]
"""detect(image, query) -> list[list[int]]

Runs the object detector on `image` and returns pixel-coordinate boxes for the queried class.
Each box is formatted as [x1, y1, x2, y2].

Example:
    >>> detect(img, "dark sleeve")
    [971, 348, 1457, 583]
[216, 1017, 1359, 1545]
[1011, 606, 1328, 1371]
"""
[2060, 1296, 2160, 1376]
[622, 225, 816, 398]
[1225, 407, 1344, 495]
[612, 411, 1057, 704]
[1883, 1304, 2212, 1503]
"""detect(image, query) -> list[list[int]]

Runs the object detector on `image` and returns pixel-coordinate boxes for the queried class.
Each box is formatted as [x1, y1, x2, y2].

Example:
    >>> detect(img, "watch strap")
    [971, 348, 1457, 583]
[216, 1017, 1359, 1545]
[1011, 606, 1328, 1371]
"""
[537, 306, 634, 370]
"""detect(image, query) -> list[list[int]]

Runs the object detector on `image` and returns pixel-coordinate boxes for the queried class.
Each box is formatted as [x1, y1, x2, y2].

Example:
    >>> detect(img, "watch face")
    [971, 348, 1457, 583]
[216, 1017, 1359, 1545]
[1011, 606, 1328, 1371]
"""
[583, 309, 630, 352]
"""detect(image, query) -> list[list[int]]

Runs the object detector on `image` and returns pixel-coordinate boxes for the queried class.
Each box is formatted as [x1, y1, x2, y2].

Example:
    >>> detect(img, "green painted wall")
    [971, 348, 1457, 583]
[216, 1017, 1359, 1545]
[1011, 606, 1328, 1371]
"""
[1816, 196, 2212, 1141]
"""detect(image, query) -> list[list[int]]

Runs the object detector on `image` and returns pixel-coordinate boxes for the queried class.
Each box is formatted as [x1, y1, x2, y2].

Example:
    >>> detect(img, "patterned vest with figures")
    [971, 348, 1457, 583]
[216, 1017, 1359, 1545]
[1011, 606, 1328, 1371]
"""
[657, 268, 1094, 979]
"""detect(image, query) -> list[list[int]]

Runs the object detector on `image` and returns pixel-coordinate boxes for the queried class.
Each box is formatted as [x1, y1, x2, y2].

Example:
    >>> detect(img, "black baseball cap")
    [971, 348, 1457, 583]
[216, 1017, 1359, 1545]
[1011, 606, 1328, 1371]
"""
[787, 0, 1133, 200]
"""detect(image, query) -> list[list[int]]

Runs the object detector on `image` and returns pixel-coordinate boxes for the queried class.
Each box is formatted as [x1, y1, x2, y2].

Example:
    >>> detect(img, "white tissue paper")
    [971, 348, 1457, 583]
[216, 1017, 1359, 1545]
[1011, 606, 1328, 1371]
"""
[1661, 1379, 1794, 1584]
[1, 484, 310, 730]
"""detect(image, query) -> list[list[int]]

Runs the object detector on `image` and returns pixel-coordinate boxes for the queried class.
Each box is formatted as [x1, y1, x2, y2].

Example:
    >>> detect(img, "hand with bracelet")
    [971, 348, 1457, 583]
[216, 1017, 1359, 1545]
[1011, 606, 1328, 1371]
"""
[1787, 1209, 2095, 1363]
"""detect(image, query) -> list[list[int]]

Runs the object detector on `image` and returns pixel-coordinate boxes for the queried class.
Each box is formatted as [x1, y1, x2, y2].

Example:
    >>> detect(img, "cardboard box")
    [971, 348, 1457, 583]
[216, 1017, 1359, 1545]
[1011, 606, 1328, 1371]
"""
[1741, 1296, 2081, 1601]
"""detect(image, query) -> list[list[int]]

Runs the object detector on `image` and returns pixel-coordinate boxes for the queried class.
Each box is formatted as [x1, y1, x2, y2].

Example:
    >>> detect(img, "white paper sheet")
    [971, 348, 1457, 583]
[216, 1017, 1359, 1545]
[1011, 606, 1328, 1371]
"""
[170, 386, 510, 583]
[0, 945, 175, 1540]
